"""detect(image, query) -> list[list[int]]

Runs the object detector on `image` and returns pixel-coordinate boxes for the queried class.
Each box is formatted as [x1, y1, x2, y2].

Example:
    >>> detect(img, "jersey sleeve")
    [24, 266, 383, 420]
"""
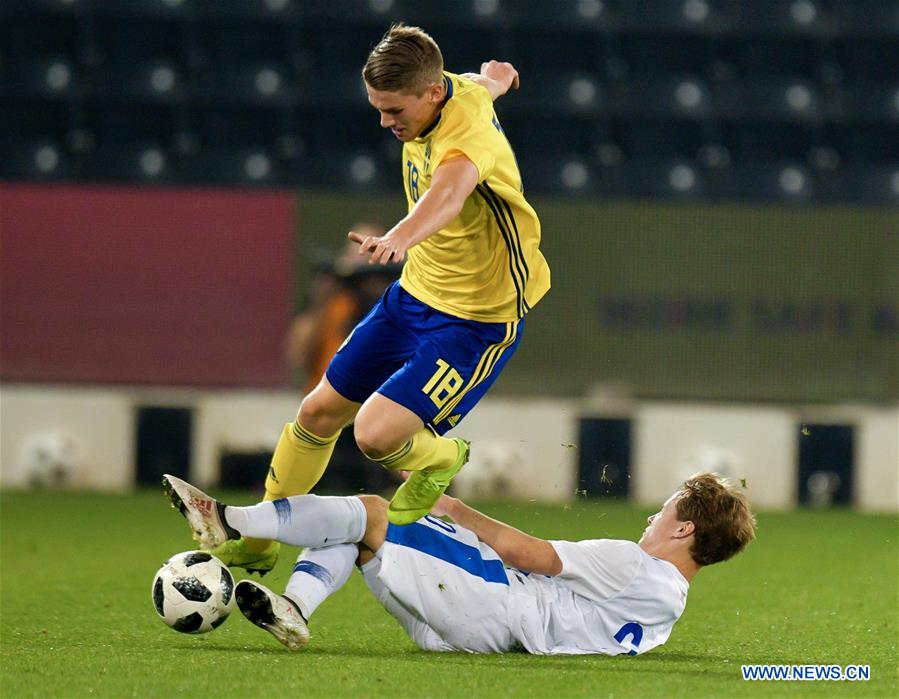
[430, 93, 498, 182]
[549, 539, 642, 602]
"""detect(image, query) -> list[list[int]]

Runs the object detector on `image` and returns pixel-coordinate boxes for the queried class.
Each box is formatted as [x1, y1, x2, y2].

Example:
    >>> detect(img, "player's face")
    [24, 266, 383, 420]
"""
[638, 491, 684, 546]
[365, 81, 444, 142]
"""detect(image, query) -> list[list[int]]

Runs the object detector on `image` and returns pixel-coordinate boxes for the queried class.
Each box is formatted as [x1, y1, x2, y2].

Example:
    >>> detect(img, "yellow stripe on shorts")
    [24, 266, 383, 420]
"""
[433, 321, 517, 426]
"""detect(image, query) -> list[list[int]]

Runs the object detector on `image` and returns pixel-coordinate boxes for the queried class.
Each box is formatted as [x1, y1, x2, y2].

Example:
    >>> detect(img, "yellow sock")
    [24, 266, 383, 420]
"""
[372, 428, 459, 473]
[243, 420, 340, 553]
[265, 421, 340, 497]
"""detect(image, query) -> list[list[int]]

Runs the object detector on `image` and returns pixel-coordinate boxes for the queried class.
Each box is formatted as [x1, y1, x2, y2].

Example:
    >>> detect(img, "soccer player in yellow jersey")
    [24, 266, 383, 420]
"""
[213, 24, 550, 575]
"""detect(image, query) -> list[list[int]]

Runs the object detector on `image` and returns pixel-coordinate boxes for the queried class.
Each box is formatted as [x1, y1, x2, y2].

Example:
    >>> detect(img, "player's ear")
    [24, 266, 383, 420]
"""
[674, 520, 695, 539]
[428, 80, 443, 103]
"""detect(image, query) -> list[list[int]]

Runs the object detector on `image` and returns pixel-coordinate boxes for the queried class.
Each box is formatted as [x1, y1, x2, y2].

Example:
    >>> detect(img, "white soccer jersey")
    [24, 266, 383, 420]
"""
[507, 539, 689, 655]
[365, 517, 689, 656]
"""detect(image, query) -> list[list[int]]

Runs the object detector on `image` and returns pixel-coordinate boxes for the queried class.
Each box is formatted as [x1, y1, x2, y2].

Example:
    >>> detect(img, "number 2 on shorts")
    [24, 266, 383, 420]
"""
[422, 358, 463, 408]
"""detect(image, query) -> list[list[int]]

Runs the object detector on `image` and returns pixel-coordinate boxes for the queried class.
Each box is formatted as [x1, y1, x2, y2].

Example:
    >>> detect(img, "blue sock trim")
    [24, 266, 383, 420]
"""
[292, 560, 334, 587]
[273, 498, 291, 524]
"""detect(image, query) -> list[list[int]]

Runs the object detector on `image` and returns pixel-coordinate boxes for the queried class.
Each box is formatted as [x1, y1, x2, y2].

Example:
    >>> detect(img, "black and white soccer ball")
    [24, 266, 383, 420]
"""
[152, 551, 235, 634]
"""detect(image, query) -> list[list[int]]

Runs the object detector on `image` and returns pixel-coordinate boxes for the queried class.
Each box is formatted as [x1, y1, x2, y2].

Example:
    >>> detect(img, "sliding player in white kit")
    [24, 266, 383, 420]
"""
[163, 472, 755, 655]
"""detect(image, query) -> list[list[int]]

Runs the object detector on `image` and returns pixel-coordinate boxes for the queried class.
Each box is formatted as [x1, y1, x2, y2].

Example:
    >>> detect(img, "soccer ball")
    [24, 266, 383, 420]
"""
[152, 551, 235, 633]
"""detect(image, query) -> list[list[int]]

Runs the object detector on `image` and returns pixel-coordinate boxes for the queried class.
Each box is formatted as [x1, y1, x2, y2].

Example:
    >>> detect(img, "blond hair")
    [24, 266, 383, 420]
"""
[676, 473, 756, 566]
[362, 23, 444, 94]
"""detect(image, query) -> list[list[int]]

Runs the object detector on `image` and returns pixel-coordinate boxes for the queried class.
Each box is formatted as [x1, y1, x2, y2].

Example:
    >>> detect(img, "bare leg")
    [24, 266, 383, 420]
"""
[353, 393, 424, 459]
[297, 375, 361, 437]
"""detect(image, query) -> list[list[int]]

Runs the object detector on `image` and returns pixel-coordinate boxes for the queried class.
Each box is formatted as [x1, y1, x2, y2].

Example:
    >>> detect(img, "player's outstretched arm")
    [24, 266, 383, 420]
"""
[435, 496, 563, 576]
[348, 156, 479, 264]
[460, 60, 520, 101]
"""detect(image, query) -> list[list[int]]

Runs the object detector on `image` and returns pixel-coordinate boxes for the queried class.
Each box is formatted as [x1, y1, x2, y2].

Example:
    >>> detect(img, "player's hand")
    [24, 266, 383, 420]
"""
[347, 229, 408, 265]
[481, 60, 519, 93]
[430, 494, 459, 519]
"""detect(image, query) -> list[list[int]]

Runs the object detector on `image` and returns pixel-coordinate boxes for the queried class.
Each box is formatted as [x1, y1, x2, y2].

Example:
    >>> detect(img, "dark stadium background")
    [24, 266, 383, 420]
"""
[1, 0, 896, 507]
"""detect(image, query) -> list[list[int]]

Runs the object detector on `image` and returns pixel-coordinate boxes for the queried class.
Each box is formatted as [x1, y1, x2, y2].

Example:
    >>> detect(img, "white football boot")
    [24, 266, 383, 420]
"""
[235, 580, 310, 651]
[162, 474, 240, 549]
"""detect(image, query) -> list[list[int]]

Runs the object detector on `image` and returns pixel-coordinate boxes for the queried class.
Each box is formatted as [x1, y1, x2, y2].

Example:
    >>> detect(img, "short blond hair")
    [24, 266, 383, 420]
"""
[676, 473, 756, 566]
[362, 23, 444, 95]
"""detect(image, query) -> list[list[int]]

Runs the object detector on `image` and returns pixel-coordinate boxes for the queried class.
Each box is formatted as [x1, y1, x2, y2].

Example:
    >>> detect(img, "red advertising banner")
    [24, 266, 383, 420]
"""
[1, 183, 295, 387]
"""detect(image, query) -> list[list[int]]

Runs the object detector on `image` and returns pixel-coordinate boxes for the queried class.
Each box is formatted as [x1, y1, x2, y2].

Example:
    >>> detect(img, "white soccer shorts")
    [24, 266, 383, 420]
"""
[361, 514, 518, 653]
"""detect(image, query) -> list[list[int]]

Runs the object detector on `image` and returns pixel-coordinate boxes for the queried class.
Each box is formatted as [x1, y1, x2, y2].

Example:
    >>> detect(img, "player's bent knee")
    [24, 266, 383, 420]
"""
[297, 397, 328, 434]
[353, 422, 401, 460]
[298, 393, 345, 436]
[357, 494, 388, 512]
[357, 495, 389, 551]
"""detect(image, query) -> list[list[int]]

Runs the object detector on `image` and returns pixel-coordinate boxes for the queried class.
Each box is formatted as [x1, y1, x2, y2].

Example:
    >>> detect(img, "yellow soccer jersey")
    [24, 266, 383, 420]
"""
[399, 72, 550, 323]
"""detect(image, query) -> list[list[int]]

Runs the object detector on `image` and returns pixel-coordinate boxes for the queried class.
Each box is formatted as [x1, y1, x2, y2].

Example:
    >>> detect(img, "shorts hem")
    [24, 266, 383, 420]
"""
[325, 366, 373, 404]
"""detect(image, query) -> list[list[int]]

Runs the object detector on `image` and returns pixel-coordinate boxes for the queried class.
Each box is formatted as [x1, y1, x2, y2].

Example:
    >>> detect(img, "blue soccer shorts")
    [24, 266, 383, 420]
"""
[325, 281, 524, 435]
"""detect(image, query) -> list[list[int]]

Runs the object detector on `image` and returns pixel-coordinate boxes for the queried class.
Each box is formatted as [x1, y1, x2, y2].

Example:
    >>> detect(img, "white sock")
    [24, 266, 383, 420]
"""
[224, 494, 367, 548]
[284, 544, 357, 620]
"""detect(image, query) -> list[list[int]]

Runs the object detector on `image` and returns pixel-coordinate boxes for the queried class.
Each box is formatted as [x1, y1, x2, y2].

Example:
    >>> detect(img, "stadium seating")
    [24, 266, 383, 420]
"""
[1, 0, 897, 203]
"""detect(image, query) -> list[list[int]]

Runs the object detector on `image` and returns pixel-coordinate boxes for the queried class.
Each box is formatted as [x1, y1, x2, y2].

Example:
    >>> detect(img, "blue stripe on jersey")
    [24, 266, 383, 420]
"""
[386, 522, 509, 585]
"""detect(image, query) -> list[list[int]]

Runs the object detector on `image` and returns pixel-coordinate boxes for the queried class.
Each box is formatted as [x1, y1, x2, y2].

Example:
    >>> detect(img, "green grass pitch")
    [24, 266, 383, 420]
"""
[1, 489, 896, 698]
